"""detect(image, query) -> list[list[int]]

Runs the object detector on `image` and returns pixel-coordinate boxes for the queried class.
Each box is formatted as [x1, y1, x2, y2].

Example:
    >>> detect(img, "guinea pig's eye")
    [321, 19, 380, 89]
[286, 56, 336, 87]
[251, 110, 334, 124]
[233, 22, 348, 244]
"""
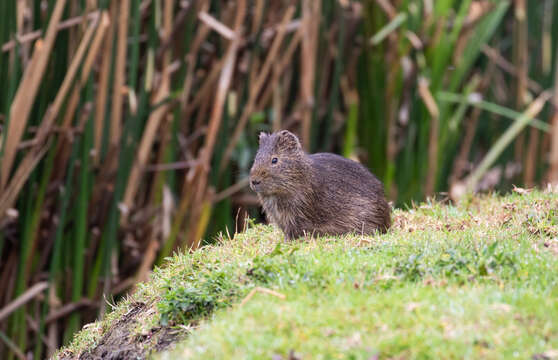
[271, 157, 278, 164]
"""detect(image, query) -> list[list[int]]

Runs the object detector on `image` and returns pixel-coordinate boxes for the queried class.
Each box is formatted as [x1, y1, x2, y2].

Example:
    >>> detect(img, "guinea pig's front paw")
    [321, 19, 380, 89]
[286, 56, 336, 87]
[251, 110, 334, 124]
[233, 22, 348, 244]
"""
[282, 234, 293, 243]
[282, 230, 298, 243]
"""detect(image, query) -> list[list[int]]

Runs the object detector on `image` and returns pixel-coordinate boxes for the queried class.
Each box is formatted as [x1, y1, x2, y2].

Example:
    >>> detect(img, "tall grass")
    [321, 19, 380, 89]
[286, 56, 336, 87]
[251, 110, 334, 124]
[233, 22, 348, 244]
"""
[0, 0, 557, 357]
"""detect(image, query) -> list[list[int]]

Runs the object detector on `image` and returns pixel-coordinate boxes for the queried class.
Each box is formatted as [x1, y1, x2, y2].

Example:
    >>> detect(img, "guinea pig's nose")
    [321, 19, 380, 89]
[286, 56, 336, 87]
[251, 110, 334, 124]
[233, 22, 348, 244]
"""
[251, 179, 261, 186]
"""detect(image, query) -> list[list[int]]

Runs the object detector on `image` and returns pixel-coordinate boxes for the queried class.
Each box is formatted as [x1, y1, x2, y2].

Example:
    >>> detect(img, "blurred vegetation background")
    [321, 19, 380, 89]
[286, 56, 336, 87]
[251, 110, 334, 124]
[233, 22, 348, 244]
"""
[0, 0, 557, 358]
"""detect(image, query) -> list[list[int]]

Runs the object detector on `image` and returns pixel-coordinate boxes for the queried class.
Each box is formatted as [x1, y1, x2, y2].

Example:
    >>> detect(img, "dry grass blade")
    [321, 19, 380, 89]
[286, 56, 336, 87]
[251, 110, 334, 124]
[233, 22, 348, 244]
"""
[385, 35, 400, 200]
[52, 12, 109, 178]
[199, 2, 246, 178]
[513, 0, 528, 173]
[418, 77, 440, 197]
[44, 299, 96, 324]
[50, 12, 100, 128]
[450, 106, 482, 186]
[81, 12, 110, 89]
[180, 2, 217, 119]
[1, 10, 100, 52]
[257, 27, 302, 110]
[250, 6, 296, 104]
[272, 65, 283, 132]
[134, 228, 160, 285]
[60, 12, 109, 129]
[0, 330, 26, 360]
[239, 287, 286, 307]
[187, 0, 246, 249]
[184, 58, 224, 117]
[525, 128, 539, 187]
[375, 0, 397, 19]
[213, 177, 250, 203]
[251, 0, 264, 34]
[0, 282, 48, 322]
[549, 46, 558, 184]
[467, 91, 552, 192]
[198, 11, 235, 40]
[94, 2, 117, 164]
[219, 5, 295, 172]
[513, 0, 533, 185]
[0, 141, 50, 226]
[146, 160, 198, 172]
[122, 0, 174, 217]
[189, 194, 213, 250]
[179, 1, 210, 116]
[482, 45, 543, 94]
[180, 29, 210, 114]
[109, 0, 130, 147]
[0, 23, 99, 222]
[1, 0, 68, 189]
[300, 0, 320, 149]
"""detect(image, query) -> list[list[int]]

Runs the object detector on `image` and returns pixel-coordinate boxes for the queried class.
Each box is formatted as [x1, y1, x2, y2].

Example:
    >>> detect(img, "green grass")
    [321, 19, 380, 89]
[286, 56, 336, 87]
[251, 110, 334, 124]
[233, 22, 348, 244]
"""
[57, 190, 558, 359]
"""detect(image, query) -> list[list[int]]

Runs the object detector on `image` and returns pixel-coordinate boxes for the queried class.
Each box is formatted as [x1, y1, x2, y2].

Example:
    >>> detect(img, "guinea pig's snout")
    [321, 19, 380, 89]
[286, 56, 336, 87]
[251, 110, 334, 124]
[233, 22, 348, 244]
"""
[249, 170, 264, 192]
[250, 176, 262, 191]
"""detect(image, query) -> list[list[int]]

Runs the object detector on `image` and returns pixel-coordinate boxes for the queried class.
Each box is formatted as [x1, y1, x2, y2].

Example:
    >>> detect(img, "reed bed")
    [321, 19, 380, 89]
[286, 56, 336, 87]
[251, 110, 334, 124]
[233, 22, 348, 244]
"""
[0, 0, 557, 358]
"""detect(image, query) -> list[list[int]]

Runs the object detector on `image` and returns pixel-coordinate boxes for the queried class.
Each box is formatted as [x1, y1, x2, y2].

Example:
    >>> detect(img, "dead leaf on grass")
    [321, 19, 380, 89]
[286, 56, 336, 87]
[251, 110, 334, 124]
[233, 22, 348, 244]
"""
[288, 349, 302, 360]
[544, 238, 558, 255]
[503, 203, 517, 212]
[405, 302, 421, 312]
[532, 349, 558, 360]
[345, 332, 362, 347]
[491, 303, 512, 313]
[513, 185, 532, 195]
[272, 349, 301, 360]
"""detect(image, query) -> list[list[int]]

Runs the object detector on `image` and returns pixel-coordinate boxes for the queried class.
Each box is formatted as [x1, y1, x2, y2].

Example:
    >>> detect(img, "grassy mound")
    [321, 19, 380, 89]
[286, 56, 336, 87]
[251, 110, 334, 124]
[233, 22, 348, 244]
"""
[56, 190, 558, 359]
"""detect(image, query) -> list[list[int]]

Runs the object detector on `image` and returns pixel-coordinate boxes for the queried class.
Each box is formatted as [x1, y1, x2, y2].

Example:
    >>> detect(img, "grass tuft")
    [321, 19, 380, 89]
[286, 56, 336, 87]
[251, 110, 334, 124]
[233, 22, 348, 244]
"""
[158, 266, 239, 326]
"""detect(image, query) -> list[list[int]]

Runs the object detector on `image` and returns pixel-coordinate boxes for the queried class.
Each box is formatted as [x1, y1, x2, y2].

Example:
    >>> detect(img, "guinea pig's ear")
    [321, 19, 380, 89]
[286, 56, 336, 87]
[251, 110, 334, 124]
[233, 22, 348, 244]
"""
[258, 132, 270, 144]
[276, 130, 302, 152]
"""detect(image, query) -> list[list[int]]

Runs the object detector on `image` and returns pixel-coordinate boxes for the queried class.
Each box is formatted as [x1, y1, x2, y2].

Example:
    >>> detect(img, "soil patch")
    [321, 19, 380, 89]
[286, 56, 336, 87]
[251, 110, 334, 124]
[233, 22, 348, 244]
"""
[60, 302, 184, 360]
